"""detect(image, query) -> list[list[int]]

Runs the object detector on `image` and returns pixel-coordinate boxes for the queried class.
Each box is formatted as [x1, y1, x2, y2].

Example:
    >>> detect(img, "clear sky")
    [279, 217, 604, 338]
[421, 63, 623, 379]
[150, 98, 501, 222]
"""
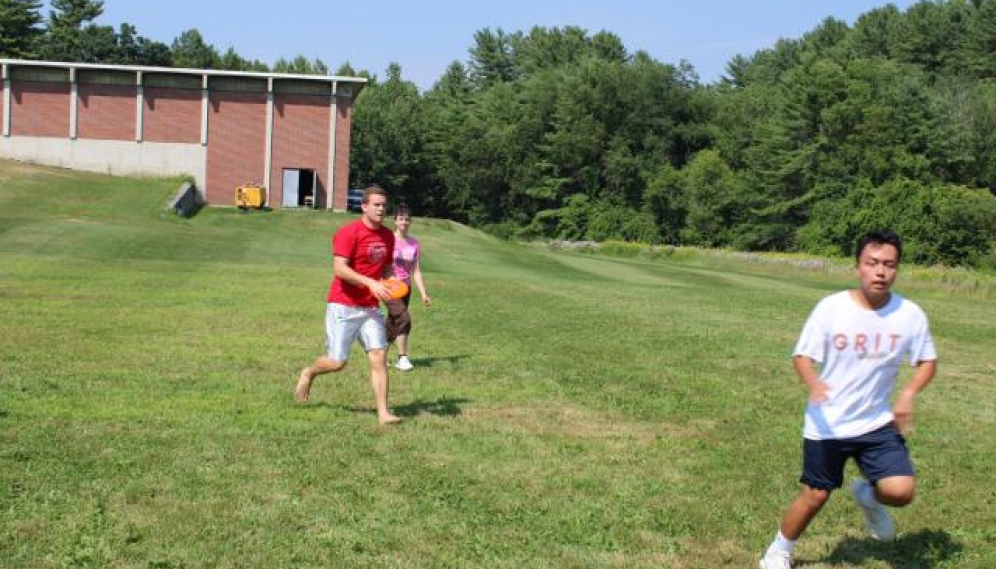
[42, 0, 921, 90]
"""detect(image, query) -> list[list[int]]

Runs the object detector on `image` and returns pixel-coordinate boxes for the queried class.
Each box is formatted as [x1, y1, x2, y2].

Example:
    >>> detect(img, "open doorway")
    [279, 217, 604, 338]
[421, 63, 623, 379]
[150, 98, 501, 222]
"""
[281, 168, 317, 208]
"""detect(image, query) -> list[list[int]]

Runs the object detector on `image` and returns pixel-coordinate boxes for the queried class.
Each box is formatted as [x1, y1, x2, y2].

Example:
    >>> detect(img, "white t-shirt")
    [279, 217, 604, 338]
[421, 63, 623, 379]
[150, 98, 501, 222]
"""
[794, 290, 937, 440]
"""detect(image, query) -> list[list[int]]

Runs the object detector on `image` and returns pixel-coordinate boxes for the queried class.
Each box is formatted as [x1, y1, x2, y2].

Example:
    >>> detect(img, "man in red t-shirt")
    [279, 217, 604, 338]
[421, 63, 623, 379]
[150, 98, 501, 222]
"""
[295, 184, 401, 425]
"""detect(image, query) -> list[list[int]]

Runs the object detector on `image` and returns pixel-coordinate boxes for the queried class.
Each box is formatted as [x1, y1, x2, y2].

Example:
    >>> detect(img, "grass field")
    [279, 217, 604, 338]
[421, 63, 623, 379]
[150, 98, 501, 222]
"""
[1, 159, 993, 569]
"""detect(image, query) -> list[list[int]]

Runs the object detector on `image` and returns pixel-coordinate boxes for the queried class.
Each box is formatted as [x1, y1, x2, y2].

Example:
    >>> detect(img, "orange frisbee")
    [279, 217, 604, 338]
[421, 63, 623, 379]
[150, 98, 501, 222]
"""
[382, 277, 409, 300]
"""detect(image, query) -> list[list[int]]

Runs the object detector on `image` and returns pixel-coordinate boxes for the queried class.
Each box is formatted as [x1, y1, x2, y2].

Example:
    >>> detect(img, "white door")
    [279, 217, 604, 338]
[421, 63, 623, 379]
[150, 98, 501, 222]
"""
[282, 169, 299, 207]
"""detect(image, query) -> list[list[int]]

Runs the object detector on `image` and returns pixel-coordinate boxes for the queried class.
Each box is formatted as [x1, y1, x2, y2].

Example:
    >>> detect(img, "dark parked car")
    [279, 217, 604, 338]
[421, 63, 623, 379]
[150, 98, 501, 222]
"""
[347, 188, 363, 212]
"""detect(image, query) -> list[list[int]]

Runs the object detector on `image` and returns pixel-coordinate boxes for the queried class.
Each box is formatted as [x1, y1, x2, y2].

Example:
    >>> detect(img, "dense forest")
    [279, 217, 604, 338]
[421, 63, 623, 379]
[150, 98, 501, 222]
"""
[3, 0, 996, 267]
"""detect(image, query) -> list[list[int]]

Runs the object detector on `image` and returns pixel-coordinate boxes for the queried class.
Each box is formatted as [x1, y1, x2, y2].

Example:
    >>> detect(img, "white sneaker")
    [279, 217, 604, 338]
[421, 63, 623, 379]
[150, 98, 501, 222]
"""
[759, 549, 792, 569]
[395, 355, 414, 371]
[851, 479, 896, 541]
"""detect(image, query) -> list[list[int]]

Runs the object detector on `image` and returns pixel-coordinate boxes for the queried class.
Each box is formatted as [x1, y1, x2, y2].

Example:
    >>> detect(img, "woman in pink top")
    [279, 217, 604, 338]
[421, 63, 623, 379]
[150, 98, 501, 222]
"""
[385, 204, 432, 370]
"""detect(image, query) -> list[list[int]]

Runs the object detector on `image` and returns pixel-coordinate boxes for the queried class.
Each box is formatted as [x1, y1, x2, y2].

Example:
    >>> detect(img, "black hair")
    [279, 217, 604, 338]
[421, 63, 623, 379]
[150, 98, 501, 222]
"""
[855, 230, 903, 264]
[394, 203, 411, 218]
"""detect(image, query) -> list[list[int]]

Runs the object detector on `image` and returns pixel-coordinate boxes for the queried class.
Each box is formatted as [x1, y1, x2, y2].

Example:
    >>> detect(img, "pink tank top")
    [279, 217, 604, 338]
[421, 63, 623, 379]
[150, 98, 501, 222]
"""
[392, 235, 420, 283]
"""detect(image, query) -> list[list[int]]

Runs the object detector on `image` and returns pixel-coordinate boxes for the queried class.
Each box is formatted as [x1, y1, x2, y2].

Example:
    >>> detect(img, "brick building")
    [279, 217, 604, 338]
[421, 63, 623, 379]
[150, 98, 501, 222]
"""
[0, 59, 366, 210]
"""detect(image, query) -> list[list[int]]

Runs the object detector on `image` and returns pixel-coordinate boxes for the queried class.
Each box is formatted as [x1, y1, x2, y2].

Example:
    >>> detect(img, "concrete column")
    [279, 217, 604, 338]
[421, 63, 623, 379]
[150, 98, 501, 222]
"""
[2, 63, 10, 137]
[327, 81, 338, 210]
[135, 71, 144, 142]
[200, 75, 209, 146]
[264, 77, 274, 208]
[69, 68, 77, 139]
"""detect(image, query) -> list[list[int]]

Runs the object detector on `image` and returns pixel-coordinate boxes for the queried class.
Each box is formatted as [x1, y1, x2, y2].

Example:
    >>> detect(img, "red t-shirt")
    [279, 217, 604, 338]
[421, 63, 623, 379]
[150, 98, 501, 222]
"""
[327, 220, 395, 307]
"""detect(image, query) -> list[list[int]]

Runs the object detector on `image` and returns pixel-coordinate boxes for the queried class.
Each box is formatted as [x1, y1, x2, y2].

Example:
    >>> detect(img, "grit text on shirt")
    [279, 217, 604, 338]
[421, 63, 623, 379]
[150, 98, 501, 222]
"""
[833, 332, 902, 356]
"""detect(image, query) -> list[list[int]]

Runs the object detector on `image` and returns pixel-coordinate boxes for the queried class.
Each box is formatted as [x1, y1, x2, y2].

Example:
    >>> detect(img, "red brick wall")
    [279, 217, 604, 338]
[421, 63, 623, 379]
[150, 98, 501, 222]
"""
[332, 97, 352, 210]
[270, 93, 330, 206]
[11, 81, 70, 137]
[144, 87, 201, 143]
[205, 91, 267, 205]
[77, 83, 136, 140]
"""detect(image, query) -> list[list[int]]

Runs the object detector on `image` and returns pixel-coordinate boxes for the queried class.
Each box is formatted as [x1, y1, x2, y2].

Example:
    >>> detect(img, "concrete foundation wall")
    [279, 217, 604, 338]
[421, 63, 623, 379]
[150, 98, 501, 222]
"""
[0, 136, 206, 188]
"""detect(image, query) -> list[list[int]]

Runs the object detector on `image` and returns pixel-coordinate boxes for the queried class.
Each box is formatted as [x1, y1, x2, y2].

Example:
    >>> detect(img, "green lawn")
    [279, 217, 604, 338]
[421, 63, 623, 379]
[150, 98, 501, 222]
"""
[1, 160, 993, 569]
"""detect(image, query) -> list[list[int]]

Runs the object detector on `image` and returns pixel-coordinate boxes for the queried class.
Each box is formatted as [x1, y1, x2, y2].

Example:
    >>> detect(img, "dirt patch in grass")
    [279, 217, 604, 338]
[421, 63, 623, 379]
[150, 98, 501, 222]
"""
[0, 159, 80, 183]
[0, 159, 51, 182]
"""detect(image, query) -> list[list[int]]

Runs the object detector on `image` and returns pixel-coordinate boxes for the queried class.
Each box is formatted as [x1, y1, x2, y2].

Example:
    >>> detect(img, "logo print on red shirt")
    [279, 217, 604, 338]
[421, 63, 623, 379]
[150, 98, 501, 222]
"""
[367, 242, 387, 265]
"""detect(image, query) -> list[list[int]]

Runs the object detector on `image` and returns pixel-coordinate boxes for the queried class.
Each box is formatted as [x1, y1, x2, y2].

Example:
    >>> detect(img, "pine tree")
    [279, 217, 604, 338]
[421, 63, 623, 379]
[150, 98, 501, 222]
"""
[0, 0, 43, 59]
[40, 0, 106, 61]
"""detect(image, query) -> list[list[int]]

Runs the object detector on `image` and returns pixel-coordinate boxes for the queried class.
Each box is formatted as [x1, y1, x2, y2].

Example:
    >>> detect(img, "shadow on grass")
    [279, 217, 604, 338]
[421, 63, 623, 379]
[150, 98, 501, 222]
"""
[799, 529, 962, 568]
[394, 396, 470, 418]
[408, 354, 471, 368]
[345, 396, 470, 419]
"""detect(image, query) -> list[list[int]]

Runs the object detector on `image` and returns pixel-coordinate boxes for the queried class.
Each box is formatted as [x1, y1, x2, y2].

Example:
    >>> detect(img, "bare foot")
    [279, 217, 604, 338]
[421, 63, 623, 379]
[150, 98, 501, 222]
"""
[378, 413, 402, 425]
[295, 368, 313, 403]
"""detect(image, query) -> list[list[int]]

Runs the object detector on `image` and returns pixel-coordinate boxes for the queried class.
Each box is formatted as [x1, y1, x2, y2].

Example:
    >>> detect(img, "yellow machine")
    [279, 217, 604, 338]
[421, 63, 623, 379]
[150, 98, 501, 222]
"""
[236, 184, 266, 209]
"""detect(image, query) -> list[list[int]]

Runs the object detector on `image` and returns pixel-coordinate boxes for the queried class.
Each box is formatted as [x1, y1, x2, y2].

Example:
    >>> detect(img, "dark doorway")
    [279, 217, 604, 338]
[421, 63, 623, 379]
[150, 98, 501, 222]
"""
[281, 168, 317, 208]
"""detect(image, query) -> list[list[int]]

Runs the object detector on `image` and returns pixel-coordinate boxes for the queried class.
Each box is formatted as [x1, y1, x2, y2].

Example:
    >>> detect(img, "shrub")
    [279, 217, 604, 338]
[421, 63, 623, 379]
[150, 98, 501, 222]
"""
[799, 178, 996, 267]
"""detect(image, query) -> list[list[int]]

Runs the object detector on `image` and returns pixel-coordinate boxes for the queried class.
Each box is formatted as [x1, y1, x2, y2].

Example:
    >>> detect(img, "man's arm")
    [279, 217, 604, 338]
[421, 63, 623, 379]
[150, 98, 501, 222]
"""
[333, 255, 392, 300]
[893, 359, 937, 434]
[793, 355, 829, 403]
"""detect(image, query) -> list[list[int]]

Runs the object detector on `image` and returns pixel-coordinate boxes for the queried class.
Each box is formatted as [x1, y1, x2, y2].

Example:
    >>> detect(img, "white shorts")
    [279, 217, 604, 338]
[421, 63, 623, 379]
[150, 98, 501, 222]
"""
[325, 302, 387, 361]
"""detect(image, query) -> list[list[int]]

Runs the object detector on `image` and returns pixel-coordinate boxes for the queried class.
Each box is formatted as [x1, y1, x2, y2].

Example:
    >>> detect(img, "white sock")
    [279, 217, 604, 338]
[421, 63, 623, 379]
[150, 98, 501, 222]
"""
[769, 531, 796, 555]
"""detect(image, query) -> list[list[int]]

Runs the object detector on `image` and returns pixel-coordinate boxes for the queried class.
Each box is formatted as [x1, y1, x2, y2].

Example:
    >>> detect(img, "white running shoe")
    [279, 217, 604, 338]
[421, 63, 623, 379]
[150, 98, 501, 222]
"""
[851, 479, 896, 541]
[395, 355, 414, 371]
[759, 549, 792, 569]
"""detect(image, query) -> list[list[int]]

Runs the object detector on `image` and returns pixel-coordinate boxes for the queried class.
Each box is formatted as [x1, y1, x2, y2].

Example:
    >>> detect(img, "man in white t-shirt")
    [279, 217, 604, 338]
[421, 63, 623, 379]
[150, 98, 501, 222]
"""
[759, 230, 938, 569]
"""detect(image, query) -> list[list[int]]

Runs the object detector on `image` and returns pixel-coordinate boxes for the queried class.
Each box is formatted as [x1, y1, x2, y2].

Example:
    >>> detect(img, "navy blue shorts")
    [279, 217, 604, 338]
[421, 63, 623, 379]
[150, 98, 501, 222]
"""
[800, 423, 914, 491]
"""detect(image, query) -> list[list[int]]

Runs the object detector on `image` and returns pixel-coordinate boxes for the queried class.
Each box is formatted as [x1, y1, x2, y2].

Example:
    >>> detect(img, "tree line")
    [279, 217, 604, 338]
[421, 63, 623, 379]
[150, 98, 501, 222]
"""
[3, 0, 996, 267]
